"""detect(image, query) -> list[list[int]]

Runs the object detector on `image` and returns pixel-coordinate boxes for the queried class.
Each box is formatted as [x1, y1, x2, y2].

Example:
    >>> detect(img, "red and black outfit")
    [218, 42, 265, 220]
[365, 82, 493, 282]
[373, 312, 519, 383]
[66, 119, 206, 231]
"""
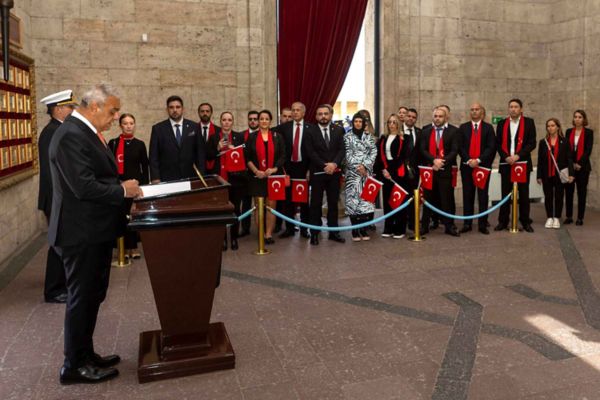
[374, 134, 411, 236]
[564, 127, 594, 222]
[244, 130, 285, 197]
[536, 136, 573, 219]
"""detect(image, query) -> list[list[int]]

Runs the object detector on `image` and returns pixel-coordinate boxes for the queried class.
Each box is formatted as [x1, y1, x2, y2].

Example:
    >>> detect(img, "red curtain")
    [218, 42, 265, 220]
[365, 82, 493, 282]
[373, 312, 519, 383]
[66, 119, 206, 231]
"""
[278, 0, 368, 122]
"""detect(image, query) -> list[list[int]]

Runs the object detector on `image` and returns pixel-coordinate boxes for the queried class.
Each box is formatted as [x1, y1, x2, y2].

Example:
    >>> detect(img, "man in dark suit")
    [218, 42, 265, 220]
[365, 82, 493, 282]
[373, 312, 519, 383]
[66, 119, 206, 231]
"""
[239, 111, 259, 237]
[458, 103, 496, 234]
[403, 108, 421, 230]
[198, 102, 221, 173]
[420, 107, 460, 237]
[273, 101, 312, 239]
[37, 90, 77, 303]
[495, 98, 537, 232]
[149, 95, 206, 183]
[305, 104, 345, 245]
[48, 84, 142, 384]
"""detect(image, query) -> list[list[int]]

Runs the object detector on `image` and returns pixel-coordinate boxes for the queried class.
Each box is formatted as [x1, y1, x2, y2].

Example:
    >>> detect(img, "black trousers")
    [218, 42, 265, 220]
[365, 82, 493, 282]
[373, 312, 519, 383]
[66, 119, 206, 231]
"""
[406, 175, 419, 229]
[498, 167, 530, 226]
[240, 195, 252, 233]
[565, 169, 590, 220]
[229, 176, 247, 240]
[461, 168, 490, 226]
[309, 172, 341, 232]
[422, 174, 455, 228]
[382, 179, 408, 235]
[43, 213, 66, 300]
[542, 176, 564, 218]
[283, 162, 309, 233]
[59, 241, 112, 369]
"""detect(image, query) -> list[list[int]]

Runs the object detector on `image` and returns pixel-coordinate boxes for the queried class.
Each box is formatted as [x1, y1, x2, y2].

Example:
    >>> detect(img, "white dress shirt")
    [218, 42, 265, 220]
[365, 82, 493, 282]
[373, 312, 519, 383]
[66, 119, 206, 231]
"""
[170, 118, 184, 140]
[509, 116, 521, 155]
[292, 119, 304, 162]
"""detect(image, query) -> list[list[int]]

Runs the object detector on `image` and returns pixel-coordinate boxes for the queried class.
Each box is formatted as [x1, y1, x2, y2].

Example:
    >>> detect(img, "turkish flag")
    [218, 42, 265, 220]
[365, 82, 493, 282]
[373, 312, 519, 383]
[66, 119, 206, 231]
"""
[267, 175, 286, 200]
[419, 166, 433, 190]
[388, 184, 408, 209]
[225, 145, 246, 172]
[472, 166, 491, 189]
[291, 179, 308, 203]
[360, 176, 383, 203]
[451, 165, 458, 188]
[511, 161, 528, 183]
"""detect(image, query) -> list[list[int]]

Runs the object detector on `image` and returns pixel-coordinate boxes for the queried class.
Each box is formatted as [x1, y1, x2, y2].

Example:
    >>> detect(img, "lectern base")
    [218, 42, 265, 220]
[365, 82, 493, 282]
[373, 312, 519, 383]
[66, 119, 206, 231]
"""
[138, 322, 235, 383]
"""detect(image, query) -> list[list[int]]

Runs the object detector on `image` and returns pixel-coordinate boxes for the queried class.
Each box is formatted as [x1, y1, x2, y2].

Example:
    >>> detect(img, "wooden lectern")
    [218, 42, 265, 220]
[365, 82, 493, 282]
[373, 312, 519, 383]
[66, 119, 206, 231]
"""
[130, 176, 237, 383]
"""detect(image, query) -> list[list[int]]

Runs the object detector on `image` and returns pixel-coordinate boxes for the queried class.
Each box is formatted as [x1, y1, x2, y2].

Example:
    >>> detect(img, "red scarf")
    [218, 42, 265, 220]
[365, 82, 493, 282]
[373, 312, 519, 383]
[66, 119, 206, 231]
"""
[428, 126, 445, 159]
[380, 135, 405, 177]
[219, 130, 232, 180]
[255, 130, 275, 171]
[502, 116, 525, 155]
[203, 123, 217, 171]
[116, 133, 133, 175]
[569, 128, 585, 162]
[469, 122, 482, 159]
[547, 137, 560, 177]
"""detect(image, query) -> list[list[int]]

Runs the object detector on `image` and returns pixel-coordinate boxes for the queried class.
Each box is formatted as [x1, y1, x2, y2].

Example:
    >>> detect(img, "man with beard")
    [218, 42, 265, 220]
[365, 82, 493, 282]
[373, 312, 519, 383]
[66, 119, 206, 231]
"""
[403, 108, 421, 230]
[280, 107, 293, 124]
[149, 95, 206, 183]
[239, 110, 260, 237]
[198, 102, 221, 173]
[305, 104, 346, 245]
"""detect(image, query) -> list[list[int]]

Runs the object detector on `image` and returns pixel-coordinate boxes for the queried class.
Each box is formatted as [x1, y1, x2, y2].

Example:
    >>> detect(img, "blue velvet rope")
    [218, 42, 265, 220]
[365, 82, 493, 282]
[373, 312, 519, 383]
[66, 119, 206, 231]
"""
[422, 192, 512, 220]
[237, 207, 255, 221]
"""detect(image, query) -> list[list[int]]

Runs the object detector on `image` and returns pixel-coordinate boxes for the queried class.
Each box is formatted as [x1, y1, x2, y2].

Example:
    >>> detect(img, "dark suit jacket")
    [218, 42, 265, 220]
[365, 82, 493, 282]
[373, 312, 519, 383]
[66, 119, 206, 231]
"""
[244, 130, 285, 173]
[496, 116, 537, 173]
[304, 123, 345, 175]
[48, 115, 125, 248]
[419, 124, 460, 178]
[149, 119, 205, 182]
[206, 130, 248, 176]
[37, 118, 62, 216]
[107, 137, 149, 184]
[374, 134, 411, 180]
[273, 120, 313, 171]
[458, 121, 496, 170]
[565, 127, 594, 172]
[536, 137, 574, 180]
[404, 125, 422, 173]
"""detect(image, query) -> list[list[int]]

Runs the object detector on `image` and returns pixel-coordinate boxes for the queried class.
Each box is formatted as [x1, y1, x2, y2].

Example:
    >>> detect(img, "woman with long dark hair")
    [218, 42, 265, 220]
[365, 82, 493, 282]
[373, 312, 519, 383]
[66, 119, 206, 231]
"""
[564, 109, 594, 226]
[536, 118, 574, 229]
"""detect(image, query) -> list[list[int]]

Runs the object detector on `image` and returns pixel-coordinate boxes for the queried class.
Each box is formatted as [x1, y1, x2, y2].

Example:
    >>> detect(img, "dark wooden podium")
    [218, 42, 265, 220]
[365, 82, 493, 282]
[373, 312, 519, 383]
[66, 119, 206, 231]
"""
[130, 176, 237, 383]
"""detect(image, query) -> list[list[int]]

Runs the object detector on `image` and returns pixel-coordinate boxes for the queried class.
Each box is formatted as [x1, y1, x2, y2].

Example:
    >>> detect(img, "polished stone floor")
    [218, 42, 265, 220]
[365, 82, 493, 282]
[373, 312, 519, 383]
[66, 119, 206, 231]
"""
[1, 203, 600, 400]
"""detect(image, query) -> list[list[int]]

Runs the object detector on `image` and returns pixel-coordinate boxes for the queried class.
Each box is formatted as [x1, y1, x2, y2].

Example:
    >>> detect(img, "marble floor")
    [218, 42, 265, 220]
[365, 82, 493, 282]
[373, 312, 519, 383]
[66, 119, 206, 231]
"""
[1, 203, 600, 399]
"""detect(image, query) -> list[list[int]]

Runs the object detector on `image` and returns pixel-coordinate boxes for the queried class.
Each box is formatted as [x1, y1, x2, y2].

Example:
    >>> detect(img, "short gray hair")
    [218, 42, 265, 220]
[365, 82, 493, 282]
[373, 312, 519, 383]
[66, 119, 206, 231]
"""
[80, 83, 120, 107]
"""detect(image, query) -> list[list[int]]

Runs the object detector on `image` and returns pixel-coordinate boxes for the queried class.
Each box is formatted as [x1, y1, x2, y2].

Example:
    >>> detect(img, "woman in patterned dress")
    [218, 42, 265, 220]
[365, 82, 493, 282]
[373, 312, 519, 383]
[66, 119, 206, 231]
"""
[344, 113, 377, 241]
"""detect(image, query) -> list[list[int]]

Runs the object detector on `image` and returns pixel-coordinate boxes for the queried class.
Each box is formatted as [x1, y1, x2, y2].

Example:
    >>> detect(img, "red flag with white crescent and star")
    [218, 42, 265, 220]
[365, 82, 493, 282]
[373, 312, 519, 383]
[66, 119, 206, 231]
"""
[419, 166, 433, 190]
[511, 161, 528, 183]
[267, 175, 286, 201]
[388, 183, 408, 209]
[472, 166, 491, 189]
[225, 145, 246, 172]
[360, 176, 383, 203]
[291, 179, 308, 203]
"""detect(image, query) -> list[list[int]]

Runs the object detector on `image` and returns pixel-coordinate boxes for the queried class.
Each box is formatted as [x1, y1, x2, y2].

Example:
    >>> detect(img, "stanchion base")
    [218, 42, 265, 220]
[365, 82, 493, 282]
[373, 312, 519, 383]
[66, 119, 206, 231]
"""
[509, 228, 520, 233]
[408, 236, 426, 242]
[112, 259, 132, 268]
[254, 249, 271, 255]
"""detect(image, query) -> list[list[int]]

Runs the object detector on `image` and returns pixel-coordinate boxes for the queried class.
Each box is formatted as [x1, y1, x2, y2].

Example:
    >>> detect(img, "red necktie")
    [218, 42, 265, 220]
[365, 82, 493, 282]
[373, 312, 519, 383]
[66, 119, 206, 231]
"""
[97, 131, 107, 147]
[292, 123, 300, 162]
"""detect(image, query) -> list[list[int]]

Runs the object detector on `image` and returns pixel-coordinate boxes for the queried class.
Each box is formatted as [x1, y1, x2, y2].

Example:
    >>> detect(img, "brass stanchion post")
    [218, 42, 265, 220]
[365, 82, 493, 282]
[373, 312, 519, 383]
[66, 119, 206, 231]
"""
[112, 236, 131, 267]
[254, 197, 271, 255]
[509, 183, 519, 233]
[409, 189, 425, 241]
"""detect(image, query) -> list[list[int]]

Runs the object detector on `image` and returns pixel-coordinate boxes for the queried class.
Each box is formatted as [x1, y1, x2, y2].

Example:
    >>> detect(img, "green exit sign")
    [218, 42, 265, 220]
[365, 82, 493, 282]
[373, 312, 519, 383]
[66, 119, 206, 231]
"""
[491, 116, 504, 125]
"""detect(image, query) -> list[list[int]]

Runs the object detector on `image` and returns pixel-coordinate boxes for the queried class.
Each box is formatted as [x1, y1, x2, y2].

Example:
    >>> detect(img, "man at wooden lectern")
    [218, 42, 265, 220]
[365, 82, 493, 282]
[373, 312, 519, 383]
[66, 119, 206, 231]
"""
[48, 84, 142, 384]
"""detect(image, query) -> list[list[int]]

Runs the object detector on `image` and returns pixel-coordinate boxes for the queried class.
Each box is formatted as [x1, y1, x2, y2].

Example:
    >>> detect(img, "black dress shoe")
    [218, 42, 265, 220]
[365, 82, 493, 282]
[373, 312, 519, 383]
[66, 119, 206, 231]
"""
[459, 225, 472, 233]
[222, 240, 228, 251]
[273, 224, 282, 234]
[238, 229, 250, 238]
[564, 218, 573, 225]
[421, 226, 430, 235]
[279, 230, 295, 239]
[45, 293, 68, 304]
[328, 233, 345, 243]
[310, 235, 319, 245]
[494, 223, 507, 231]
[300, 229, 310, 238]
[60, 364, 119, 385]
[478, 226, 490, 235]
[445, 226, 460, 237]
[523, 224, 534, 233]
[264, 237, 275, 245]
[87, 353, 121, 368]
[576, 219, 583, 226]
[230, 239, 239, 250]
[430, 220, 439, 230]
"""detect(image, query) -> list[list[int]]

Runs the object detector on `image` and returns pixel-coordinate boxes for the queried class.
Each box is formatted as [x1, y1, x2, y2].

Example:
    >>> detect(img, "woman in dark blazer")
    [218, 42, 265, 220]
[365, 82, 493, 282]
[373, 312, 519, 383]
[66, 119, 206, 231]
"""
[536, 118, 574, 229]
[564, 109, 594, 225]
[374, 114, 411, 238]
[245, 110, 285, 244]
[107, 113, 149, 258]
[206, 111, 248, 250]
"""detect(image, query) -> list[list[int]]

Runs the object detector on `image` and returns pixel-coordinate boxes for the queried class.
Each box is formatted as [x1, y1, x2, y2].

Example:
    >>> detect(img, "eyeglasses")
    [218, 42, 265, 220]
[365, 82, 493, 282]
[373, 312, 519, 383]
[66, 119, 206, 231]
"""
[248, 117, 258, 121]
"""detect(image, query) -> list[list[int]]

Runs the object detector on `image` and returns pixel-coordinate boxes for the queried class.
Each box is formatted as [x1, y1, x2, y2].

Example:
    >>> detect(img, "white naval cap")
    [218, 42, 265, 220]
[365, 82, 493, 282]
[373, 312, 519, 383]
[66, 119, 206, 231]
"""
[39, 89, 78, 107]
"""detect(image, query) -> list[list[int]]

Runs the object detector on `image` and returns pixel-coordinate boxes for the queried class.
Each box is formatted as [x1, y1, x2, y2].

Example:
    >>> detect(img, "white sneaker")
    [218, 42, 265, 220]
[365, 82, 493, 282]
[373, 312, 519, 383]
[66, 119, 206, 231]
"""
[381, 232, 392, 238]
[393, 234, 405, 239]
[552, 218, 560, 229]
[545, 218, 553, 228]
